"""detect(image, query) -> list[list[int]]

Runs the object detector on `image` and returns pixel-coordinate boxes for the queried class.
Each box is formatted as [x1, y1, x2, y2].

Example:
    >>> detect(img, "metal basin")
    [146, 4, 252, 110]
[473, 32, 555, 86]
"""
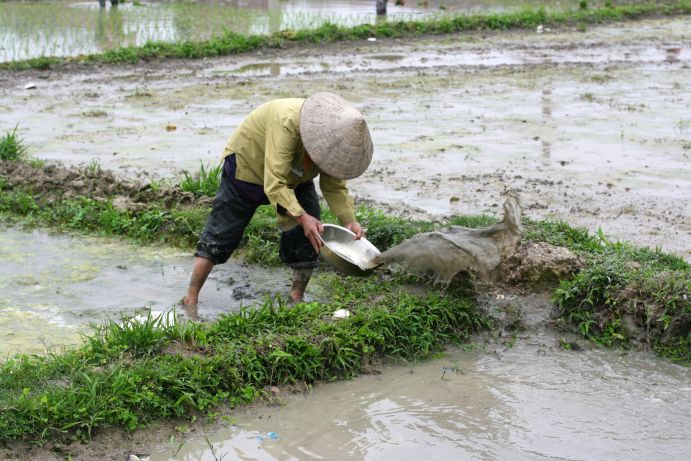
[319, 224, 381, 276]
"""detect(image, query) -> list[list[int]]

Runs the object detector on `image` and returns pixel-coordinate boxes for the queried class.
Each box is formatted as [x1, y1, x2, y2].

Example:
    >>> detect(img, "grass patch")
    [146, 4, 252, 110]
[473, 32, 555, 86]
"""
[0, 126, 27, 161]
[2, 2, 690, 70]
[0, 277, 486, 444]
[526, 219, 690, 364]
[0, 191, 200, 247]
[180, 161, 222, 198]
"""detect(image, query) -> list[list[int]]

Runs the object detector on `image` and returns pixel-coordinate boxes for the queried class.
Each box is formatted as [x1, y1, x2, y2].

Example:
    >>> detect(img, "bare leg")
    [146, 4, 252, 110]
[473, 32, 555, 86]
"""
[183, 256, 214, 305]
[289, 268, 313, 303]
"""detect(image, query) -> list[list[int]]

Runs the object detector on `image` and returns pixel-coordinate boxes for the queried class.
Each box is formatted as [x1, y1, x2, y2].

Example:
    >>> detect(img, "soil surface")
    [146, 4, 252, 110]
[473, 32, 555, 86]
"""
[1, 16, 689, 259]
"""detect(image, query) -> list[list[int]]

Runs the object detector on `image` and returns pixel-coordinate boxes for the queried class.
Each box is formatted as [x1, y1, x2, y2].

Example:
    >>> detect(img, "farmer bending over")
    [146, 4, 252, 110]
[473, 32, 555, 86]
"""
[183, 92, 373, 306]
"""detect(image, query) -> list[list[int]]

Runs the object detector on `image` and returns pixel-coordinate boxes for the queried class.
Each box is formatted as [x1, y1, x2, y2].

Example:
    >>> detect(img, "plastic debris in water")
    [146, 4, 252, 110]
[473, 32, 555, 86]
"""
[333, 309, 351, 319]
[124, 454, 150, 461]
[256, 431, 279, 443]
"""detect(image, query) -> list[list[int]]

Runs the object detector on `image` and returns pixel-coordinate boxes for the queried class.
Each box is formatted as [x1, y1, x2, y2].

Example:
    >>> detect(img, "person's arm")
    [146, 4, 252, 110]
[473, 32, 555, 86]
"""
[264, 124, 324, 251]
[320, 174, 363, 239]
[263, 124, 305, 218]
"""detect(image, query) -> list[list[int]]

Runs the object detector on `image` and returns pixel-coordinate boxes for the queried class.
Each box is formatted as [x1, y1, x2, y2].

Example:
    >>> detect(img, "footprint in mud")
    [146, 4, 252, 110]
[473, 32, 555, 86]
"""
[232, 283, 255, 301]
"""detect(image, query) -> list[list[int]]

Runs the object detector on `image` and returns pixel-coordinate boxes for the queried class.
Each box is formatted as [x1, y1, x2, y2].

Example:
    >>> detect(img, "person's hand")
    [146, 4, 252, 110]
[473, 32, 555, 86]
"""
[345, 221, 364, 240]
[296, 213, 324, 253]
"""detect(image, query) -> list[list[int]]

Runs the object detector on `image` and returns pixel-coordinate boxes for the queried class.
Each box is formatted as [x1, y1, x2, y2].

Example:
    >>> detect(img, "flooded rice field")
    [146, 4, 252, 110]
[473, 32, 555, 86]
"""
[1, 16, 689, 257]
[0, 12, 689, 461]
[0, 226, 292, 358]
[151, 329, 690, 460]
[0, 0, 562, 62]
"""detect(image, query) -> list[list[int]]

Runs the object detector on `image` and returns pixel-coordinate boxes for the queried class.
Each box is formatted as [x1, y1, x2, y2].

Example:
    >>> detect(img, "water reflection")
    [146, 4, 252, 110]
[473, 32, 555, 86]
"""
[95, 5, 126, 50]
[0, 0, 563, 62]
[151, 340, 691, 461]
[233, 62, 283, 76]
[0, 226, 292, 358]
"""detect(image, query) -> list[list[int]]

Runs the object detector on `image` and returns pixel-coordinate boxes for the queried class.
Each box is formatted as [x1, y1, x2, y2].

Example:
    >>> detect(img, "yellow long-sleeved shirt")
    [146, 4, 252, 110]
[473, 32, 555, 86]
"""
[223, 98, 356, 229]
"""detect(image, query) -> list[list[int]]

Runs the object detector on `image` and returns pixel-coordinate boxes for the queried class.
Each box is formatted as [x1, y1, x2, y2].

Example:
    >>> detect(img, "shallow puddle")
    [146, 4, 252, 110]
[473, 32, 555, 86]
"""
[0, 0, 560, 62]
[151, 331, 690, 460]
[0, 226, 293, 358]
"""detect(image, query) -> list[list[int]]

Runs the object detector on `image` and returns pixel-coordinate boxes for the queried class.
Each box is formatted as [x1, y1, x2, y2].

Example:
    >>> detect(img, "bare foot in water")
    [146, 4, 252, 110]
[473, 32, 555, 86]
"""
[288, 292, 304, 305]
[180, 297, 200, 320]
[182, 295, 197, 306]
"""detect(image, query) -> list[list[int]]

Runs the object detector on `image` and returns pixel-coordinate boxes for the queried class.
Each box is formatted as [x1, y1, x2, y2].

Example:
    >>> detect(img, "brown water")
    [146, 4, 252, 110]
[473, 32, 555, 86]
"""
[150, 322, 690, 460]
[1, 17, 688, 258]
[0, 226, 293, 358]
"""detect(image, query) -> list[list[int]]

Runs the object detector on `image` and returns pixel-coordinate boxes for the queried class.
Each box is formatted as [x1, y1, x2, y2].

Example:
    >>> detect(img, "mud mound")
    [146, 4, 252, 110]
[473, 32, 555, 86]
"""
[0, 160, 212, 211]
[502, 241, 584, 288]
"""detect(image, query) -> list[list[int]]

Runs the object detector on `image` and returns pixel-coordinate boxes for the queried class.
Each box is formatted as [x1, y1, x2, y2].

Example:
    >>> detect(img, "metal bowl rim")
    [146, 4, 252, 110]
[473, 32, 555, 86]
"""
[320, 224, 381, 255]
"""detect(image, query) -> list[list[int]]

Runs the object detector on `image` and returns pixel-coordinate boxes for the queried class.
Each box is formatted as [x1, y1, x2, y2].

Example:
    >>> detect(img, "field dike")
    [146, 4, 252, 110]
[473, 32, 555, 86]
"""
[0, 157, 688, 449]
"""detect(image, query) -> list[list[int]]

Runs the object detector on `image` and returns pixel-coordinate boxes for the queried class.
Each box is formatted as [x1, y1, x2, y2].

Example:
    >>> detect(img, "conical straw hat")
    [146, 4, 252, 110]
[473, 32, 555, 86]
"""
[300, 92, 373, 180]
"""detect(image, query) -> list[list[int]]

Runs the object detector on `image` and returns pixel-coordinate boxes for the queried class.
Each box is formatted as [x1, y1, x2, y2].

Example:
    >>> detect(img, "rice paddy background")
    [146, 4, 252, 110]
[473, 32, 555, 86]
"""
[0, 0, 567, 62]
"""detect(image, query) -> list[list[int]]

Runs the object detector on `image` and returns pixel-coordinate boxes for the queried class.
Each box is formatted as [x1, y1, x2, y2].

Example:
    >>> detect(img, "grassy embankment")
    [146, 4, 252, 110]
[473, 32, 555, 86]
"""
[0, 127, 688, 445]
[2, 1, 690, 71]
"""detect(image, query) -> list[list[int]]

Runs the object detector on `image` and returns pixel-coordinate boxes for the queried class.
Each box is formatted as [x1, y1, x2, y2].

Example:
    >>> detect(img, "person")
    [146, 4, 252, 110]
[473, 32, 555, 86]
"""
[182, 92, 373, 307]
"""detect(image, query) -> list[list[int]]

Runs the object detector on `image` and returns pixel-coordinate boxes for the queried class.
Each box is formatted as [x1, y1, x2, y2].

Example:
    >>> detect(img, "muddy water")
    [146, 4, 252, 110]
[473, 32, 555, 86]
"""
[0, 225, 293, 358]
[0, 0, 558, 62]
[151, 313, 690, 460]
[1, 17, 688, 258]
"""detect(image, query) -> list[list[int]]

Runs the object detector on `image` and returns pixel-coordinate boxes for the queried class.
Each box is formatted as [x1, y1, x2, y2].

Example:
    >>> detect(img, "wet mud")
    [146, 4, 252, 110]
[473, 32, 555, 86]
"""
[1, 17, 689, 258]
[0, 159, 212, 212]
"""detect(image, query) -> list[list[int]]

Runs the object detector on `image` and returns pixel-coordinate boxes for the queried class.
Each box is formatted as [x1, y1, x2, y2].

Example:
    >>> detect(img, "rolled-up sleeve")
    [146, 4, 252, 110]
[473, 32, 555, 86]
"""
[320, 174, 355, 225]
[263, 124, 305, 218]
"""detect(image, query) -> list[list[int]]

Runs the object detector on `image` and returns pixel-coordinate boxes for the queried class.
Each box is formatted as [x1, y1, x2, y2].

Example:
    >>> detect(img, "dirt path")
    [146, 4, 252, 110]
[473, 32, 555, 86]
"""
[1, 18, 689, 260]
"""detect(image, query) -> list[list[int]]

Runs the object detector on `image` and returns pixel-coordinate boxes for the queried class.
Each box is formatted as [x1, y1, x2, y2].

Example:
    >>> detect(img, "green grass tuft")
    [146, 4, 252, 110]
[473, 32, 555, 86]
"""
[0, 126, 28, 161]
[179, 161, 222, 198]
[527, 220, 690, 364]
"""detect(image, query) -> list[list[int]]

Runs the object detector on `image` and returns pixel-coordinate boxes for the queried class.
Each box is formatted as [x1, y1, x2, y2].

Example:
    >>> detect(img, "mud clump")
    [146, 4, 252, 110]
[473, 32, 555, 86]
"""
[0, 160, 212, 211]
[501, 241, 584, 289]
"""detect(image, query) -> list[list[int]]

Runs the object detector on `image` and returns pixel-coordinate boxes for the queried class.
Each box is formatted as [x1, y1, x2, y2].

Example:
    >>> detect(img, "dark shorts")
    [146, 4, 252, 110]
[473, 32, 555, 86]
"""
[194, 156, 321, 269]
